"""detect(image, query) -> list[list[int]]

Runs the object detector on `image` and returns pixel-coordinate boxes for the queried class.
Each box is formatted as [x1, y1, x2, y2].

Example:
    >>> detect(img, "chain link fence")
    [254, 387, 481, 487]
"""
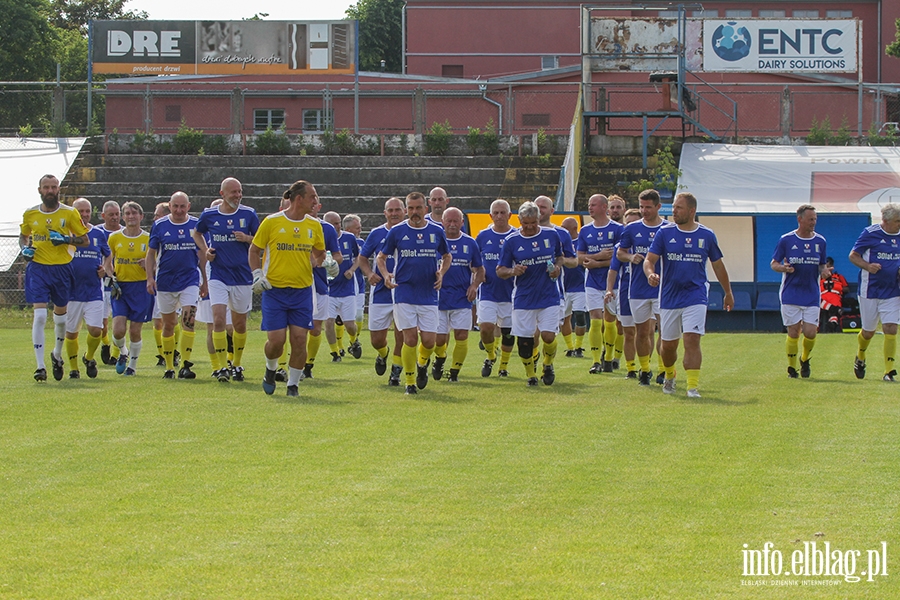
[0, 237, 27, 307]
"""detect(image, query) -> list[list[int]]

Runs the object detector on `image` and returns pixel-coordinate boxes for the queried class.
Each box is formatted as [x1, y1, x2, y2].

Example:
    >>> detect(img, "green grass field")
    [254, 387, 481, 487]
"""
[1, 322, 898, 598]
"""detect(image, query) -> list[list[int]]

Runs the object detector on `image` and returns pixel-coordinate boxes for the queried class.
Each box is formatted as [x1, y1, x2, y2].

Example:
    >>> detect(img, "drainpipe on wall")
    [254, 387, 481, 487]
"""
[481, 85, 503, 135]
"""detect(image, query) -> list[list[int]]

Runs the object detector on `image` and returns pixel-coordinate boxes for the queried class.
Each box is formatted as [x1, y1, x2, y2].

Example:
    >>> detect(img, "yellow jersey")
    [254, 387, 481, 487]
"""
[252, 213, 324, 289]
[20, 203, 88, 265]
[108, 229, 150, 282]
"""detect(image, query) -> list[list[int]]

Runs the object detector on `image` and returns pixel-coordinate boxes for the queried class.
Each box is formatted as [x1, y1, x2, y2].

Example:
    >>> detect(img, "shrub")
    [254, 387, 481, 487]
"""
[866, 122, 898, 147]
[252, 126, 292, 155]
[466, 126, 482, 155]
[335, 128, 356, 155]
[482, 118, 500, 155]
[203, 135, 230, 155]
[424, 120, 452, 156]
[173, 120, 205, 154]
[807, 116, 833, 146]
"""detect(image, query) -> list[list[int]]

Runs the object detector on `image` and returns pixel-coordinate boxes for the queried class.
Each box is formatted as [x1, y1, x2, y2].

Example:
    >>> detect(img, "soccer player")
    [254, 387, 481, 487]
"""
[425, 187, 449, 226]
[358, 197, 406, 385]
[63, 198, 110, 379]
[323, 211, 362, 361]
[559, 217, 587, 358]
[98, 200, 122, 366]
[432, 207, 484, 382]
[376, 192, 451, 395]
[608, 195, 626, 224]
[497, 201, 564, 387]
[343, 214, 367, 351]
[644, 192, 734, 398]
[577, 194, 623, 374]
[848, 203, 900, 382]
[606, 208, 642, 378]
[771, 204, 829, 378]
[475, 199, 517, 377]
[146, 191, 207, 380]
[250, 180, 326, 397]
[617, 189, 666, 386]
[303, 198, 342, 377]
[106, 201, 154, 375]
[192, 177, 260, 382]
[19, 174, 89, 382]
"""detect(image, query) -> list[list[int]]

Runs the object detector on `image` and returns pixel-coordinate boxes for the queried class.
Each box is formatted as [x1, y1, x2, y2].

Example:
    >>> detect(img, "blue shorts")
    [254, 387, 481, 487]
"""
[25, 261, 75, 306]
[261, 287, 314, 331]
[111, 280, 155, 323]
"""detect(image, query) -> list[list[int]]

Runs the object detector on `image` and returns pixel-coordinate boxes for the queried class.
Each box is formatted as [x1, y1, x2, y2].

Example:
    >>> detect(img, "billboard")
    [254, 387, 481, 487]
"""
[91, 20, 356, 76]
[587, 18, 703, 72]
[702, 19, 858, 73]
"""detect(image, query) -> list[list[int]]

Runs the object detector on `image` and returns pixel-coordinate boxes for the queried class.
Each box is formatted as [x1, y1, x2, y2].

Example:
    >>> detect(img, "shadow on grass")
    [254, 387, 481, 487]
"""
[417, 389, 476, 404]
[274, 395, 352, 406]
[679, 394, 760, 406]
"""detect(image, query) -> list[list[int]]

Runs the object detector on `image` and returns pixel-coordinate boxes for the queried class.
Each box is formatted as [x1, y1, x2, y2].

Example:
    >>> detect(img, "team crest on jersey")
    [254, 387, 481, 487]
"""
[451, 244, 457, 252]
[178, 229, 184, 236]
[46, 218, 52, 226]
[417, 234, 423, 240]
[815, 244, 820, 252]
[141, 243, 147, 251]
[649, 232, 656, 239]
[544, 239, 550, 248]
[227, 220, 233, 227]
[430, 234, 436, 243]
[532, 241, 538, 248]
[685, 238, 692, 246]
[60, 218, 66, 228]
[239, 219, 246, 228]
[698, 239, 705, 249]
[608, 231, 614, 239]
[129, 242, 135, 249]
[463, 245, 469, 254]
[294, 227, 300, 234]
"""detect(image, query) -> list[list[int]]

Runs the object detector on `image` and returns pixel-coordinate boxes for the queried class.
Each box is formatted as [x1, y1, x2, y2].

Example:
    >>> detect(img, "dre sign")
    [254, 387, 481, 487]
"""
[107, 30, 182, 57]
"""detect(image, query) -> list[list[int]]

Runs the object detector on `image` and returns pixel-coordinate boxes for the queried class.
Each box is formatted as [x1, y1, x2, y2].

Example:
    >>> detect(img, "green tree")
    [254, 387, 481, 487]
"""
[888, 18, 900, 58]
[49, 0, 147, 34]
[345, 0, 403, 72]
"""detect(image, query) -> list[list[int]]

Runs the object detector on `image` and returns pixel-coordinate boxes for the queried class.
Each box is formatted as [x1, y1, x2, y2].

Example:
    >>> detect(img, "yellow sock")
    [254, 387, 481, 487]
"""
[434, 342, 448, 359]
[180, 330, 195, 363]
[451, 340, 468, 371]
[392, 352, 403, 368]
[163, 335, 176, 370]
[603, 320, 617, 359]
[329, 341, 341, 355]
[857, 331, 872, 361]
[86, 333, 101, 361]
[801, 335, 815, 362]
[483, 339, 496, 361]
[377, 345, 389, 359]
[614, 331, 624, 359]
[522, 354, 536, 378]
[66, 337, 79, 370]
[884, 334, 897, 375]
[111, 343, 120, 359]
[154, 327, 163, 356]
[209, 350, 220, 370]
[101, 331, 110, 345]
[542, 337, 557, 366]
[686, 369, 700, 390]
[499, 349, 511, 371]
[665, 365, 676, 378]
[348, 329, 357, 345]
[590, 319, 604, 362]
[335, 323, 345, 351]
[786, 336, 799, 368]
[232, 331, 246, 367]
[575, 333, 584, 350]
[213, 330, 228, 370]
[657, 352, 665, 373]
[563, 333, 574, 351]
[418, 343, 435, 367]
[626, 359, 637, 373]
[174, 322, 182, 348]
[638, 354, 650, 372]
[307, 332, 322, 365]
[402, 343, 417, 385]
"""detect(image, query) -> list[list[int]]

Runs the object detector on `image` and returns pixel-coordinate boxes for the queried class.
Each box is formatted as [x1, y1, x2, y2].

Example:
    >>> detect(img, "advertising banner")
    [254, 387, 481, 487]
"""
[91, 20, 356, 76]
[702, 19, 858, 73]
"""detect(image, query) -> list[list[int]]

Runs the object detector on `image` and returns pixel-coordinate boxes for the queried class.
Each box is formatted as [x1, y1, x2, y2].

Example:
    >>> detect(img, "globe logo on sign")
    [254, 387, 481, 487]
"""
[711, 22, 752, 61]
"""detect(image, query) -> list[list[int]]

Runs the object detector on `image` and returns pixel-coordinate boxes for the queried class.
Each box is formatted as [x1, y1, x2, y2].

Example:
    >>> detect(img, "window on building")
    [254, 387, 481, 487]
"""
[165, 105, 182, 122]
[658, 10, 679, 17]
[725, 10, 752, 18]
[522, 114, 551, 127]
[793, 10, 820, 18]
[254, 109, 285, 132]
[692, 10, 719, 18]
[758, 10, 786, 18]
[541, 56, 559, 70]
[302, 109, 333, 132]
[826, 10, 852, 18]
[442, 65, 464, 78]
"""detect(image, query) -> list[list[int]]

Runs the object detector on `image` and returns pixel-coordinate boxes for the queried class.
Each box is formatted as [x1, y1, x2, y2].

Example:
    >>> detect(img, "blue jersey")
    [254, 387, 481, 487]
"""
[355, 236, 366, 294]
[195, 205, 260, 286]
[359, 225, 395, 306]
[609, 246, 632, 317]
[649, 223, 723, 309]
[312, 220, 342, 295]
[329, 231, 360, 298]
[381, 220, 449, 305]
[70, 226, 110, 302]
[772, 231, 826, 307]
[563, 263, 585, 293]
[476, 226, 516, 303]
[554, 225, 576, 301]
[619, 220, 666, 300]
[148, 215, 200, 292]
[852, 224, 900, 300]
[439, 233, 482, 311]
[577, 220, 623, 290]
[498, 227, 563, 310]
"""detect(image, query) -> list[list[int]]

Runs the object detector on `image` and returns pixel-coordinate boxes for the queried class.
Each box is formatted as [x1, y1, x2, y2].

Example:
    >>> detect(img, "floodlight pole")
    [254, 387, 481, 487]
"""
[87, 20, 93, 134]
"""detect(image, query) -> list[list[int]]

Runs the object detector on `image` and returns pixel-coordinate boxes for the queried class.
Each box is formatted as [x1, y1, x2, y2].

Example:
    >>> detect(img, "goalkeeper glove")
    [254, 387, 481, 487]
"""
[48, 230, 73, 246]
[104, 276, 123, 300]
[252, 268, 272, 293]
[22, 246, 35, 261]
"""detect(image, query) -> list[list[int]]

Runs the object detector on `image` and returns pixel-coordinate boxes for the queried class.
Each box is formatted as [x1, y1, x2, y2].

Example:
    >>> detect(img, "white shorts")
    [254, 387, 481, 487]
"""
[564, 291, 586, 317]
[368, 302, 396, 331]
[477, 300, 512, 329]
[585, 288, 607, 312]
[630, 297, 660, 325]
[329, 295, 358, 321]
[558, 298, 567, 323]
[605, 289, 619, 317]
[66, 300, 104, 332]
[103, 289, 112, 318]
[659, 304, 707, 341]
[512, 306, 560, 337]
[313, 292, 329, 322]
[394, 303, 439, 333]
[195, 298, 233, 325]
[156, 286, 199, 315]
[438, 308, 472, 334]
[208, 279, 252, 314]
[859, 296, 900, 331]
[356, 292, 366, 321]
[619, 313, 635, 328]
[781, 304, 820, 327]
